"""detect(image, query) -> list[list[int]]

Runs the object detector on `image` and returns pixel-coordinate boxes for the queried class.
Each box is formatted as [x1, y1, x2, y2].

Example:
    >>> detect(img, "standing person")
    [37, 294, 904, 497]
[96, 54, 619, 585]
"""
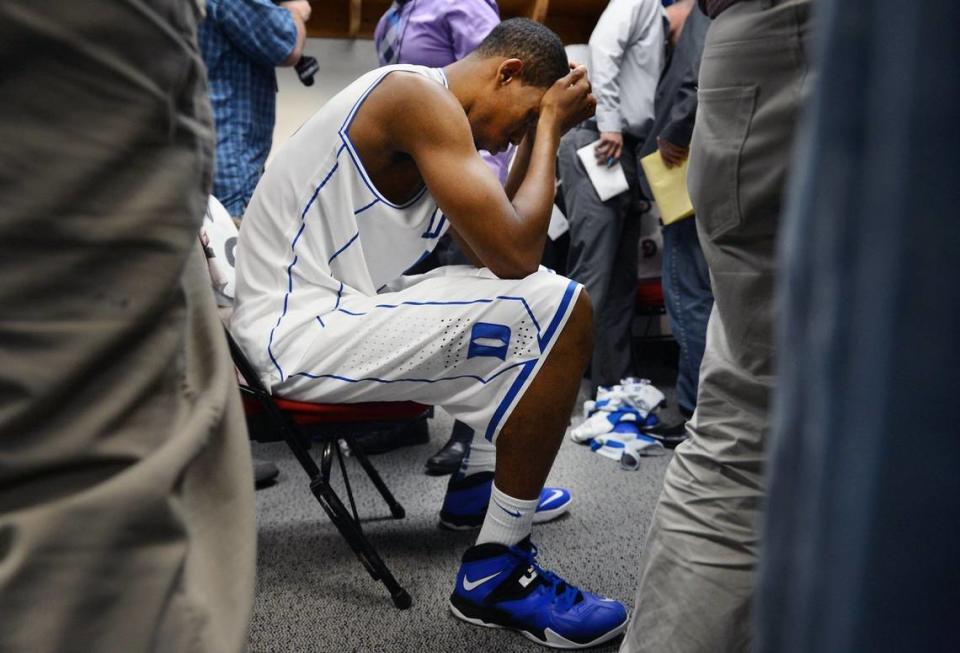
[620, 1, 813, 651]
[374, 0, 511, 475]
[232, 19, 629, 648]
[199, 0, 311, 220]
[557, 0, 665, 391]
[0, 1, 256, 651]
[200, 0, 311, 485]
[374, 0, 511, 184]
[758, 1, 960, 652]
[637, 0, 712, 438]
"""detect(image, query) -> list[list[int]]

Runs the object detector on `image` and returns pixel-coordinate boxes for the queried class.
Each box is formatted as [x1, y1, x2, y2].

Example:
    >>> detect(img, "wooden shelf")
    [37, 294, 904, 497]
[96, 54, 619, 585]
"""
[542, 0, 608, 44]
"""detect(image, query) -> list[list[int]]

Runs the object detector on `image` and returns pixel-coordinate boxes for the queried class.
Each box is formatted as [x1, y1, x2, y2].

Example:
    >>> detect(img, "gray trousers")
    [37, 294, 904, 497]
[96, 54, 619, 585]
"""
[558, 124, 643, 389]
[621, 2, 812, 651]
[0, 2, 256, 651]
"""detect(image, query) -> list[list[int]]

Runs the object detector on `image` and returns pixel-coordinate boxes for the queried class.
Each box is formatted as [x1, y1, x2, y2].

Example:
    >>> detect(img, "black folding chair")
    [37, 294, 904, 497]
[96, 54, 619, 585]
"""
[225, 327, 428, 609]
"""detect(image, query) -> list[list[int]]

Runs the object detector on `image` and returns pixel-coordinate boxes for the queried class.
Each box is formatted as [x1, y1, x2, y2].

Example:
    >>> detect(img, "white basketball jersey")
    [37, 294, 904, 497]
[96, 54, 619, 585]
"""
[232, 65, 451, 380]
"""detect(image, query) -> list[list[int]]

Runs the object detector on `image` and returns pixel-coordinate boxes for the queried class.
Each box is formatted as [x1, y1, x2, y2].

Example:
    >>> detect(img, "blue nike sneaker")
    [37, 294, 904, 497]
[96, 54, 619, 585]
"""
[449, 537, 628, 649]
[439, 472, 572, 530]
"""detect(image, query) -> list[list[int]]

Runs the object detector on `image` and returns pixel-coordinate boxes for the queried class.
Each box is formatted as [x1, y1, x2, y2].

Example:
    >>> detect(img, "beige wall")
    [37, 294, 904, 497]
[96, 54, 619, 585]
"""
[271, 38, 380, 161]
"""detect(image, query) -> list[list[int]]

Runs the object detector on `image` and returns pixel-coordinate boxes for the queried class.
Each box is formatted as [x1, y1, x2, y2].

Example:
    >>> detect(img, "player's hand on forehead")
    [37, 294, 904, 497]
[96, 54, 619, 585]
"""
[539, 65, 595, 136]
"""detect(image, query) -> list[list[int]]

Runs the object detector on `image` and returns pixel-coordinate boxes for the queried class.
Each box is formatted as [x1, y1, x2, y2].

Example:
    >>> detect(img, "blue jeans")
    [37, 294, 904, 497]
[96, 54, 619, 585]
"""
[661, 217, 712, 416]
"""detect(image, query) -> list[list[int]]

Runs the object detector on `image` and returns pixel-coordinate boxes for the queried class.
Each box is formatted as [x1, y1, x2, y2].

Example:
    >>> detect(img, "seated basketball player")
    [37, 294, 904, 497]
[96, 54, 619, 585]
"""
[232, 19, 628, 648]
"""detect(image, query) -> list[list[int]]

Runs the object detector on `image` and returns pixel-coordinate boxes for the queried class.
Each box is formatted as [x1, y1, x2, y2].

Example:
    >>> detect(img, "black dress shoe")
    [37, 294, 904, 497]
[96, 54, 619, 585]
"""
[254, 457, 279, 488]
[353, 415, 430, 455]
[640, 419, 688, 449]
[425, 420, 473, 475]
[425, 438, 469, 475]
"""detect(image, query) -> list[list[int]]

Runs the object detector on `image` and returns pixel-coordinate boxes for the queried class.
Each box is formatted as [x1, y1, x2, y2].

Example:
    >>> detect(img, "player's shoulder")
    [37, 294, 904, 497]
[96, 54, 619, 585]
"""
[373, 70, 465, 126]
[362, 69, 472, 151]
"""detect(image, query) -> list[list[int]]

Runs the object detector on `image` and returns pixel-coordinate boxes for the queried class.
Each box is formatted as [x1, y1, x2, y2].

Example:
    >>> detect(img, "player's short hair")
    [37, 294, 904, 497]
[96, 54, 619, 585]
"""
[473, 18, 569, 89]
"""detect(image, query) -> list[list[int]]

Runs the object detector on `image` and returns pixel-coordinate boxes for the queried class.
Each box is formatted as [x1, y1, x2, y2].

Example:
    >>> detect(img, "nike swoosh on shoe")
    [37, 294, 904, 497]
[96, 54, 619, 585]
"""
[539, 489, 565, 508]
[462, 571, 503, 591]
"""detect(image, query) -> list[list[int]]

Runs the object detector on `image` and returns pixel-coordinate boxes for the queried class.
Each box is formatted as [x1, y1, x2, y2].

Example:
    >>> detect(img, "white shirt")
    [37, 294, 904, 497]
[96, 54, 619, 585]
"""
[589, 0, 665, 139]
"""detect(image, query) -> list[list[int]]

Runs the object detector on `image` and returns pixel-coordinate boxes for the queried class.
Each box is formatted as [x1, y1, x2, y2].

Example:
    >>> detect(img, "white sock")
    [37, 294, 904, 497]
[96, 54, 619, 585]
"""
[476, 483, 539, 547]
[458, 431, 496, 478]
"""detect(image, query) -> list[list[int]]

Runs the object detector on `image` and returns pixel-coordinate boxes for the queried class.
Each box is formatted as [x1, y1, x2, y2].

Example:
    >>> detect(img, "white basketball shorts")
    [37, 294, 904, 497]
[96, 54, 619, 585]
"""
[273, 266, 582, 443]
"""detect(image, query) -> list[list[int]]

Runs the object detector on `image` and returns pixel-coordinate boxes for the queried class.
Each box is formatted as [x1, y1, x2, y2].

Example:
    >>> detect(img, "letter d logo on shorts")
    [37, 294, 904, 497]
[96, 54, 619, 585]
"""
[467, 322, 511, 361]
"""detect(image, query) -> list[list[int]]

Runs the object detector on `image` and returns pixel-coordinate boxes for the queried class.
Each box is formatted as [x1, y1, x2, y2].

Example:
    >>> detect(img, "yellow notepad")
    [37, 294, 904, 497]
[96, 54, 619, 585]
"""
[640, 151, 695, 225]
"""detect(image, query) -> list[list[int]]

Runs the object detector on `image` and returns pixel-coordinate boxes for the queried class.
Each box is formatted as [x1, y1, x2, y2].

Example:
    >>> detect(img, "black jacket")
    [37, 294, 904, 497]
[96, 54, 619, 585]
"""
[637, 5, 710, 200]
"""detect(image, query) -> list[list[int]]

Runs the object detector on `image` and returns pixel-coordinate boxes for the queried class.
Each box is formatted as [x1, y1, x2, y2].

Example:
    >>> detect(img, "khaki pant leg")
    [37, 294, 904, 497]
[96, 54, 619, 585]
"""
[621, 2, 813, 651]
[0, 2, 255, 652]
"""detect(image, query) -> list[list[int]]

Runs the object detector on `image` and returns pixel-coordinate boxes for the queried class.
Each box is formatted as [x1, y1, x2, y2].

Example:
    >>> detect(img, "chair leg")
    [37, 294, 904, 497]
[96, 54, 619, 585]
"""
[347, 440, 406, 519]
[278, 425, 412, 608]
[309, 474, 413, 609]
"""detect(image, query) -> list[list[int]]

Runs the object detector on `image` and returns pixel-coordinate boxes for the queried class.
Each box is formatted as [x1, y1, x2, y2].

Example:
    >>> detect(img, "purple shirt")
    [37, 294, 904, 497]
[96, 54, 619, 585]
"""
[375, 0, 500, 68]
[374, 0, 513, 183]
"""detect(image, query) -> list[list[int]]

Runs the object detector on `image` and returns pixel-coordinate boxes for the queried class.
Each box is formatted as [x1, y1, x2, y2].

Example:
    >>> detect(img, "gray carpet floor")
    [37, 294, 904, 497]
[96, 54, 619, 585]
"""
[249, 378, 678, 653]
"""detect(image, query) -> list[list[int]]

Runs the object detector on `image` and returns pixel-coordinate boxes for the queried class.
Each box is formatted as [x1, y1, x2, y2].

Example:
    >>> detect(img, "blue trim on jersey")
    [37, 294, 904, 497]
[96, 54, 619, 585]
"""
[266, 145, 346, 382]
[502, 295, 541, 339]
[290, 223, 307, 251]
[354, 197, 380, 215]
[315, 281, 345, 327]
[483, 280, 580, 441]
[337, 66, 448, 135]
[312, 295, 545, 362]
[421, 207, 446, 239]
[339, 73, 386, 132]
[374, 298, 496, 309]
[484, 360, 537, 441]
[290, 279, 577, 440]
[328, 231, 360, 264]
[290, 358, 532, 386]
[324, 296, 539, 333]
[285, 255, 299, 292]
[404, 250, 432, 274]
[338, 70, 429, 210]
[300, 144, 347, 220]
[498, 295, 542, 335]
[537, 280, 578, 351]
[342, 137, 428, 210]
[266, 299, 287, 381]
[421, 207, 438, 237]
[422, 215, 446, 240]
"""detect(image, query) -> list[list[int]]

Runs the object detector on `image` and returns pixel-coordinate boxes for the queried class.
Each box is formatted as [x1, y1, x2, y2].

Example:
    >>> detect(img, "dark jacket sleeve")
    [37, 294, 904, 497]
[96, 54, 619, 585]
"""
[657, 7, 711, 148]
[698, 0, 741, 19]
[658, 60, 699, 146]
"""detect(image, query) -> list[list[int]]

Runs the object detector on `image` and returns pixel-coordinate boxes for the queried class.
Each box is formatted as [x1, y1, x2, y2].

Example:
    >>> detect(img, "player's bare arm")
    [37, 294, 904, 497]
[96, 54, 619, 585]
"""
[348, 66, 593, 279]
